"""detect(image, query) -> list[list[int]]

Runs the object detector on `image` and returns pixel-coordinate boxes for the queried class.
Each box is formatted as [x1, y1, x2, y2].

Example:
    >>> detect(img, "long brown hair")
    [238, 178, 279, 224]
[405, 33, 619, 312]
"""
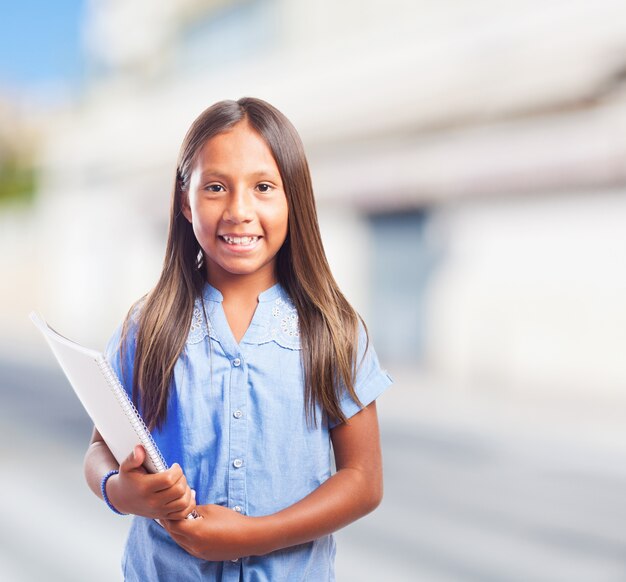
[120, 97, 366, 430]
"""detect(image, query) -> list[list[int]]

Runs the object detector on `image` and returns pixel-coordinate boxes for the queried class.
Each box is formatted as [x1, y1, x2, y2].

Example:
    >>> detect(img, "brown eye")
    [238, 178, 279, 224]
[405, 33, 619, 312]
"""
[205, 184, 224, 192]
[257, 183, 272, 193]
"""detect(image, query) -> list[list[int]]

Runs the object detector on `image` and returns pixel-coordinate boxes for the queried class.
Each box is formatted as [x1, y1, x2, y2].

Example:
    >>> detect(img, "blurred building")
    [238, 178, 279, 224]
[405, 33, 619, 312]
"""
[6, 0, 626, 399]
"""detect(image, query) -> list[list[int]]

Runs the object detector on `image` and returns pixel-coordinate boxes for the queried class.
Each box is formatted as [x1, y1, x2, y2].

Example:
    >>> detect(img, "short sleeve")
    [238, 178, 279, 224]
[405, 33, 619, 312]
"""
[329, 322, 393, 429]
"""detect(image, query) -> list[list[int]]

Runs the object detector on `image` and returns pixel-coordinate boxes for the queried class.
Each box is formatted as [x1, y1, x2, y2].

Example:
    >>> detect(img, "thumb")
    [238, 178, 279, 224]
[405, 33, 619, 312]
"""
[120, 444, 146, 473]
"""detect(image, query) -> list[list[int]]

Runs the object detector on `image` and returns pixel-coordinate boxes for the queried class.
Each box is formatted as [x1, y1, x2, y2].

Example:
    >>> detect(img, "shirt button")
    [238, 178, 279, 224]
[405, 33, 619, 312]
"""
[233, 458, 243, 468]
[232, 358, 241, 367]
[233, 410, 243, 419]
[233, 505, 243, 513]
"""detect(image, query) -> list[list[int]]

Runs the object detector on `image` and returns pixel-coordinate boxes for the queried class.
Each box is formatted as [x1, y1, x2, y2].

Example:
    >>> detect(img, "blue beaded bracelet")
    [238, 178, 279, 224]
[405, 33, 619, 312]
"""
[101, 469, 127, 515]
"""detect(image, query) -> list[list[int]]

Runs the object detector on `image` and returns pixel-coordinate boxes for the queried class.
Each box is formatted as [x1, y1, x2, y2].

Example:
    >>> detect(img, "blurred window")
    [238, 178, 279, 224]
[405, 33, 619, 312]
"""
[177, 0, 277, 73]
[368, 208, 440, 364]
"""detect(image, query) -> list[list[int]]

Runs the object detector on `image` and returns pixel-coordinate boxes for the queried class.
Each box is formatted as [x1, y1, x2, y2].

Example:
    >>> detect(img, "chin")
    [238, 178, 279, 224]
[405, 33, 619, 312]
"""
[219, 261, 266, 276]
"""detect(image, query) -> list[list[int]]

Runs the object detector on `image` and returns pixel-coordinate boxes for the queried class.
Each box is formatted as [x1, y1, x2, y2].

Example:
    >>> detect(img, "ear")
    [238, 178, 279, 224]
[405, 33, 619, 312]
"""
[180, 189, 192, 223]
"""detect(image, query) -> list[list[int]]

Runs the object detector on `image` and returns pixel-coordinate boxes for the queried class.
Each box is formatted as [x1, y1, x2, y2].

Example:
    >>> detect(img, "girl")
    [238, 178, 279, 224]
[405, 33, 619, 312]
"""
[84, 97, 392, 581]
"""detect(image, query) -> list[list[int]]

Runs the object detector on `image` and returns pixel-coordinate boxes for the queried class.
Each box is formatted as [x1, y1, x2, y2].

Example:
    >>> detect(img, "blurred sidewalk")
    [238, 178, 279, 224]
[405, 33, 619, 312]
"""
[381, 366, 626, 460]
[2, 359, 626, 581]
[338, 366, 626, 581]
[0, 360, 130, 582]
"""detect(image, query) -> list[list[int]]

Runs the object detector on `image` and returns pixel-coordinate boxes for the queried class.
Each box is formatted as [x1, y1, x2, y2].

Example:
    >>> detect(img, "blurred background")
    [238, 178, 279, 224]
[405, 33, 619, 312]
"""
[1, 0, 626, 580]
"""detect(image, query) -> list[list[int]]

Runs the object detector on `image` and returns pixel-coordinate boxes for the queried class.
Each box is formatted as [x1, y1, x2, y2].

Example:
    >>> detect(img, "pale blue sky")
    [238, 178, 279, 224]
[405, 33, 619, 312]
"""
[0, 0, 85, 94]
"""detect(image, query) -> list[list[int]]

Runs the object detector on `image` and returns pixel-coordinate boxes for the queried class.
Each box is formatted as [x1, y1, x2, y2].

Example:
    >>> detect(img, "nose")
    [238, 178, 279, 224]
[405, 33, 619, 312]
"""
[223, 188, 254, 224]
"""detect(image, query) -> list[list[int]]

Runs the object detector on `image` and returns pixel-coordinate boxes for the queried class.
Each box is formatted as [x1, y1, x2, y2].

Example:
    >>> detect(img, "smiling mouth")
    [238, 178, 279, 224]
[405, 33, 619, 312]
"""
[219, 235, 260, 246]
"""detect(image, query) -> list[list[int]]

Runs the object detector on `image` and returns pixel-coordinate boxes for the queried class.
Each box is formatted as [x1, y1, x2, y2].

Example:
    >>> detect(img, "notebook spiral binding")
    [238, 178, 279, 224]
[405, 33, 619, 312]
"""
[96, 356, 168, 473]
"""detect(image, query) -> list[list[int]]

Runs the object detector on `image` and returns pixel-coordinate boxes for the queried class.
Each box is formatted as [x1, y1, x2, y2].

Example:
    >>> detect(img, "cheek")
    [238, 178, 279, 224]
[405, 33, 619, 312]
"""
[191, 204, 219, 235]
[257, 198, 287, 235]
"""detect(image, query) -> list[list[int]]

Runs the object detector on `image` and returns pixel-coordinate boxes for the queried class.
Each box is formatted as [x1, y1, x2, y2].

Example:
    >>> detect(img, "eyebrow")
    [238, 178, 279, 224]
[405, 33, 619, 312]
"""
[199, 168, 280, 181]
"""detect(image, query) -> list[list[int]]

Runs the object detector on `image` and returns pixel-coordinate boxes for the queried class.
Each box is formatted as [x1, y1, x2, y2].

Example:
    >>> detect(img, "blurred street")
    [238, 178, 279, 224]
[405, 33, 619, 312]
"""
[2, 360, 625, 582]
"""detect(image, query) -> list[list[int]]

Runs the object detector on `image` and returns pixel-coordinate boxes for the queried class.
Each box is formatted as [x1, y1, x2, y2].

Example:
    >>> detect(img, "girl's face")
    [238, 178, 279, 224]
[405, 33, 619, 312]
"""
[182, 120, 289, 289]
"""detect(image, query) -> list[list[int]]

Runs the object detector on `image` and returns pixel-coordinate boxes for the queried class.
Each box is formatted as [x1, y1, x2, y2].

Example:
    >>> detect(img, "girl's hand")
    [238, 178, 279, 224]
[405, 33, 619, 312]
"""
[106, 445, 196, 520]
[162, 504, 265, 561]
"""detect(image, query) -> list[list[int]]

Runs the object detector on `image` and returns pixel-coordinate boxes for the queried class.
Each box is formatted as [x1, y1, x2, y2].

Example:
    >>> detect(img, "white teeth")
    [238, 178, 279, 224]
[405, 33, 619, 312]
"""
[221, 235, 259, 245]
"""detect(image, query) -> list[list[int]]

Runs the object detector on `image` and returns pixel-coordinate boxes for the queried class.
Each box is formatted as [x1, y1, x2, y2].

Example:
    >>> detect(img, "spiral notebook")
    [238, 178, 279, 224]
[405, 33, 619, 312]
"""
[29, 311, 167, 474]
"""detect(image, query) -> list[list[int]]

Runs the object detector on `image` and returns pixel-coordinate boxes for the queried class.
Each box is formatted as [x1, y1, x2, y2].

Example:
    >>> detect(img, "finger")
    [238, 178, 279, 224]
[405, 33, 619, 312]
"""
[161, 518, 189, 539]
[151, 464, 185, 493]
[166, 507, 197, 521]
[151, 472, 188, 502]
[164, 484, 191, 510]
[119, 445, 146, 473]
[164, 513, 196, 535]
[165, 489, 196, 519]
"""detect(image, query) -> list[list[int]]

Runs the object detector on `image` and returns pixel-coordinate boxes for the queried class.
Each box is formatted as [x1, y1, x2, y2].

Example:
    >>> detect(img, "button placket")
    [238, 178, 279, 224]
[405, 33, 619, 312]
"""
[228, 350, 247, 541]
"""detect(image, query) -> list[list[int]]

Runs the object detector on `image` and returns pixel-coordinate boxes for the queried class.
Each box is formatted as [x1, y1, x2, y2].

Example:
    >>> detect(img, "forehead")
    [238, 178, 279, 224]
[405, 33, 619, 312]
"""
[193, 120, 279, 176]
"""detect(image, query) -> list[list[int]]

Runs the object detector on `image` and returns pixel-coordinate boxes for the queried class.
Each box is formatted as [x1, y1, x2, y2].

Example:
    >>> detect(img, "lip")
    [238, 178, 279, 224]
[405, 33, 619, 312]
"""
[218, 234, 261, 254]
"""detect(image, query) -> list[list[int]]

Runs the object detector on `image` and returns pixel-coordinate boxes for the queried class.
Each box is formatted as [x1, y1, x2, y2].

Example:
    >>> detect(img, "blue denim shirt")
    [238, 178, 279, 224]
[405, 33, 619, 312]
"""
[106, 282, 392, 582]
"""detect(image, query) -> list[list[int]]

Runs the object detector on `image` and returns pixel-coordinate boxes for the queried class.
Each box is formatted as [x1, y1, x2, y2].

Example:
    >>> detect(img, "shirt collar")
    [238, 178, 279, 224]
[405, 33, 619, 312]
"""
[201, 281, 284, 304]
[192, 282, 299, 349]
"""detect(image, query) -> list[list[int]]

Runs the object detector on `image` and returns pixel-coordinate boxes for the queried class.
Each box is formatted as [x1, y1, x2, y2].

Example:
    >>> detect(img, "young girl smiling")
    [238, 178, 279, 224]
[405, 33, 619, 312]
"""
[84, 97, 392, 581]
